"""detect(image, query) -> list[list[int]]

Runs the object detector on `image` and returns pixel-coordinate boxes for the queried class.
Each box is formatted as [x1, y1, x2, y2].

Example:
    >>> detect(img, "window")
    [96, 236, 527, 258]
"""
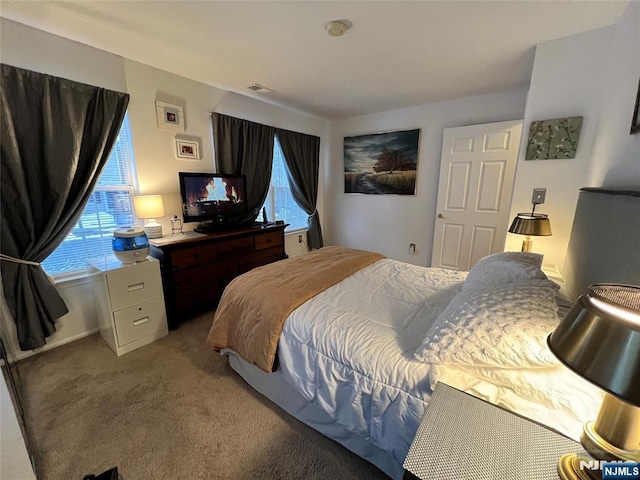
[42, 117, 137, 277]
[258, 136, 308, 231]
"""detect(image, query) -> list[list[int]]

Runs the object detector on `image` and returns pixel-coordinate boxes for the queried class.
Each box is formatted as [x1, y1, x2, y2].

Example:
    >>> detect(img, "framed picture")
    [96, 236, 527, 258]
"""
[344, 129, 420, 195]
[631, 77, 640, 135]
[525, 116, 583, 160]
[174, 136, 201, 160]
[156, 101, 185, 132]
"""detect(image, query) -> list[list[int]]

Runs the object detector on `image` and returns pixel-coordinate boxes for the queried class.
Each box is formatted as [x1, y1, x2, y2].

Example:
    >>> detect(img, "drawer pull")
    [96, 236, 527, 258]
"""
[128, 282, 145, 292]
[133, 316, 150, 327]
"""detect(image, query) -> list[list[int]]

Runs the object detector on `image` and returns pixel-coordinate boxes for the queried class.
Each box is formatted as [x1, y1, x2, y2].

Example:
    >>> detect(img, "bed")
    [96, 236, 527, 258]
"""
[207, 187, 640, 480]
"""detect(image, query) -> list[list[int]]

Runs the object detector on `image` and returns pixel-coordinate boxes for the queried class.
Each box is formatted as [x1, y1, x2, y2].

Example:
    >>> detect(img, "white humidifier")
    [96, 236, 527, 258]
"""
[112, 226, 150, 263]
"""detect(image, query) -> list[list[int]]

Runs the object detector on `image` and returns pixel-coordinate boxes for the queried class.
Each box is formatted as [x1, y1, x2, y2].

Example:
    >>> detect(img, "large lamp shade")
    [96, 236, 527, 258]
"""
[548, 284, 640, 405]
[547, 284, 640, 479]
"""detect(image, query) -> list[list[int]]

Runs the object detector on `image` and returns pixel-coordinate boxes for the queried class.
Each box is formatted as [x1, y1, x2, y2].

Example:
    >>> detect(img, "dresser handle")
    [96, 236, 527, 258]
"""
[133, 316, 150, 327]
[128, 282, 144, 292]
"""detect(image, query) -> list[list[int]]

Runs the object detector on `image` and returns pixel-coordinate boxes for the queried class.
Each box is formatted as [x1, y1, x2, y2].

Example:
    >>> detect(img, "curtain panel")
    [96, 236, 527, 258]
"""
[275, 129, 324, 249]
[0, 64, 129, 350]
[212, 113, 274, 224]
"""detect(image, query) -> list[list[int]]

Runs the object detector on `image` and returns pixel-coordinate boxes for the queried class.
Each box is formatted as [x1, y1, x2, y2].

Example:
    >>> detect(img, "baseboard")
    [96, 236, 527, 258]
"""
[11, 328, 100, 362]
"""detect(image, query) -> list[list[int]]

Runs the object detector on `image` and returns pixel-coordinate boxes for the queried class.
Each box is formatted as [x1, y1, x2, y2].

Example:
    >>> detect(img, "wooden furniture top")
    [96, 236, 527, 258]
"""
[148, 223, 287, 250]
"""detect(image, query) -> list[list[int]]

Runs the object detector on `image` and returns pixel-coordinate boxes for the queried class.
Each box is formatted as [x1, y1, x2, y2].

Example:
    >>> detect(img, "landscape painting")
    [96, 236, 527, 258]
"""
[344, 129, 420, 195]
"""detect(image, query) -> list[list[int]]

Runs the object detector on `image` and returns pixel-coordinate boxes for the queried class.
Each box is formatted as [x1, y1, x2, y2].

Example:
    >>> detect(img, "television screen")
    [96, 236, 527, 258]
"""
[179, 172, 247, 225]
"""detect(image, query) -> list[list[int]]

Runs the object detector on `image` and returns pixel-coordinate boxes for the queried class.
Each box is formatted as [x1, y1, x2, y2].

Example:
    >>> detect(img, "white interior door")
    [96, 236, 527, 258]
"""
[431, 120, 523, 271]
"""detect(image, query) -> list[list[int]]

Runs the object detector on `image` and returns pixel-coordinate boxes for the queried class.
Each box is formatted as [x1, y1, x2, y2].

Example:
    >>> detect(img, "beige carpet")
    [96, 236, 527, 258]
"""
[16, 312, 389, 480]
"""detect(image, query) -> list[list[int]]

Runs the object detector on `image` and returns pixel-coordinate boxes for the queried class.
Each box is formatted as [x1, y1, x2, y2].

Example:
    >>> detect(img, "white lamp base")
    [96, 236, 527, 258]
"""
[143, 221, 163, 239]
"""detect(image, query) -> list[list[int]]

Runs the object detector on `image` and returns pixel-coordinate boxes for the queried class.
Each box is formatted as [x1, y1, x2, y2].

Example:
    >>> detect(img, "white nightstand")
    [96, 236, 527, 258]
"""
[88, 255, 168, 356]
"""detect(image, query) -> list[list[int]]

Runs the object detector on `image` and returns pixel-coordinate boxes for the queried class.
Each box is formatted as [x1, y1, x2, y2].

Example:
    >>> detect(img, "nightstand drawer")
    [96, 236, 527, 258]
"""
[106, 262, 162, 311]
[113, 298, 166, 347]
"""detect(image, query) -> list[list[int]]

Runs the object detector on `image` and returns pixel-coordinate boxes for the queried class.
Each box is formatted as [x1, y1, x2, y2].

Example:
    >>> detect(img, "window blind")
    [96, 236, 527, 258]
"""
[42, 117, 137, 276]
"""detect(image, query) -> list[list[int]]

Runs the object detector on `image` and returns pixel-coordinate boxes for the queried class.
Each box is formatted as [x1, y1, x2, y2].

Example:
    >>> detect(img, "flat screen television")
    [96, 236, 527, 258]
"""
[178, 172, 248, 231]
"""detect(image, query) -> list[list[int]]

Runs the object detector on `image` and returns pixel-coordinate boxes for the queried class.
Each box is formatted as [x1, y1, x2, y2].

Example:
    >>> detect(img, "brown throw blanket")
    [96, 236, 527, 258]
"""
[207, 246, 384, 372]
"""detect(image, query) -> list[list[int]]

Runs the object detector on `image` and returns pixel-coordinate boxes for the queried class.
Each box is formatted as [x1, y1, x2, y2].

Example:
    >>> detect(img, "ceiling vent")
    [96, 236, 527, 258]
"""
[245, 83, 272, 93]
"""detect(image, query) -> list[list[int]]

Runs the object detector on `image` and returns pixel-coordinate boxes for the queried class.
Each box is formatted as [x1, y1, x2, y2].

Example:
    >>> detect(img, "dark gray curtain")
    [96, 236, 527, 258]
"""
[0, 64, 130, 350]
[212, 113, 274, 224]
[276, 129, 323, 249]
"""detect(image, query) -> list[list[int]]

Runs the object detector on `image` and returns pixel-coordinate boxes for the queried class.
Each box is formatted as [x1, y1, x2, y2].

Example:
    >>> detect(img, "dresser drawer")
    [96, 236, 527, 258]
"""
[218, 236, 254, 258]
[171, 244, 217, 270]
[175, 282, 224, 313]
[113, 298, 166, 347]
[254, 231, 284, 251]
[173, 258, 238, 291]
[106, 261, 162, 311]
[238, 247, 286, 273]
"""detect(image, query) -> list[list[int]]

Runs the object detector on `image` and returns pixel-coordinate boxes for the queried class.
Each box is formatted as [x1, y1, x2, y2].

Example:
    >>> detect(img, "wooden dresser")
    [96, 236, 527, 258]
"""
[149, 224, 287, 329]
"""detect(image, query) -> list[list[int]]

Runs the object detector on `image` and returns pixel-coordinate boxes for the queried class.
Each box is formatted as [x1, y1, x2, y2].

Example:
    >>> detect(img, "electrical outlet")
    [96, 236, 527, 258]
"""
[408, 243, 416, 255]
[298, 235, 303, 243]
[532, 188, 546, 204]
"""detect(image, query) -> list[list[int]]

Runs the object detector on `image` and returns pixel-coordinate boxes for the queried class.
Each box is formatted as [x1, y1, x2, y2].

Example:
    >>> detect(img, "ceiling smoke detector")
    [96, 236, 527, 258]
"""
[325, 19, 352, 37]
[245, 83, 272, 93]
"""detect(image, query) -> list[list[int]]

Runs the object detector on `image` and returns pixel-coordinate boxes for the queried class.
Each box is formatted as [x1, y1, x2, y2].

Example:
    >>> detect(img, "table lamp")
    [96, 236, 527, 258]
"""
[133, 195, 165, 239]
[548, 284, 640, 480]
[508, 202, 552, 252]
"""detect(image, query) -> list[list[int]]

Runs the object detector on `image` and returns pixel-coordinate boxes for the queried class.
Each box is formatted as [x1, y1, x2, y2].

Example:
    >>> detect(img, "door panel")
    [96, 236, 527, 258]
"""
[440, 224, 465, 269]
[446, 162, 471, 210]
[469, 226, 497, 268]
[432, 120, 523, 271]
[476, 161, 506, 212]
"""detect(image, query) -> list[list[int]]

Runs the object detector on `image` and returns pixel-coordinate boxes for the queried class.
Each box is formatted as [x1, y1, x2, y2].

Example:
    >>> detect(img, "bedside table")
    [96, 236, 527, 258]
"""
[88, 255, 168, 356]
[403, 382, 584, 480]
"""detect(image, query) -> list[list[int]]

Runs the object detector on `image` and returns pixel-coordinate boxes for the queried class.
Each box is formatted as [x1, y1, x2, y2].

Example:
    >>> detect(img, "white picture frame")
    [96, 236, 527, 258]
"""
[156, 101, 185, 132]
[174, 136, 201, 160]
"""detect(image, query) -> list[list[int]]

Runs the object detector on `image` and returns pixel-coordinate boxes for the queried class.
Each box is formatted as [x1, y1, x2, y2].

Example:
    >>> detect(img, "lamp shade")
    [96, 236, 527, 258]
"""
[508, 213, 552, 236]
[133, 195, 164, 219]
[547, 284, 640, 406]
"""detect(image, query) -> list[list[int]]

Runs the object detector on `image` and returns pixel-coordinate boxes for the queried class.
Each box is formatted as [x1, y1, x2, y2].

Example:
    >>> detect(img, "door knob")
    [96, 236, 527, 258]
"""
[437, 213, 445, 219]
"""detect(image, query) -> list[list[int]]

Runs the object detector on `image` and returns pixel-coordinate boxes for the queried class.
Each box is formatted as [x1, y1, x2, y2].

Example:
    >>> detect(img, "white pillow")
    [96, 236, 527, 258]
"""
[462, 251, 547, 294]
[414, 280, 560, 369]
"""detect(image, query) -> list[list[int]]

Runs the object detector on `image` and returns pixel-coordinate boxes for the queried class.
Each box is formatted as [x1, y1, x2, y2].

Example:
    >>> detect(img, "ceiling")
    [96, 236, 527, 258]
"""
[0, 1, 629, 119]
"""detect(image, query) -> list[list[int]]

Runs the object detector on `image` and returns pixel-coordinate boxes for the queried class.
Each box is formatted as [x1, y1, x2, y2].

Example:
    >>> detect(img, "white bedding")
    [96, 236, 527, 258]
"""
[277, 259, 467, 465]
[272, 256, 602, 470]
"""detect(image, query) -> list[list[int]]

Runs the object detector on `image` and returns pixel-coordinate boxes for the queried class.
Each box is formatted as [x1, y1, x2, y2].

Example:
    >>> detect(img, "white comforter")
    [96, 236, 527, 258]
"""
[277, 259, 467, 465]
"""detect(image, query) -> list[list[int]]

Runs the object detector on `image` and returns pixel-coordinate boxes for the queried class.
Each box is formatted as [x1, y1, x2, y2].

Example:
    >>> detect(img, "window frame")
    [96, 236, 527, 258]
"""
[259, 136, 308, 233]
[43, 116, 138, 280]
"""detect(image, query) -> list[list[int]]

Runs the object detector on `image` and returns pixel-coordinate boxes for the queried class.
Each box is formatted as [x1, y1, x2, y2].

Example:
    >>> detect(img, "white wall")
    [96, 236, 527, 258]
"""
[504, 26, 613, 269]
[588, 1, 640, 186]
[123, 59, 227, 235]
[1, 372, 36, 480]
[0, 18, 126, 91]
[0, 19, 327, 359]
[505, 1, 640, 271]
[325, 88, 528, 265]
